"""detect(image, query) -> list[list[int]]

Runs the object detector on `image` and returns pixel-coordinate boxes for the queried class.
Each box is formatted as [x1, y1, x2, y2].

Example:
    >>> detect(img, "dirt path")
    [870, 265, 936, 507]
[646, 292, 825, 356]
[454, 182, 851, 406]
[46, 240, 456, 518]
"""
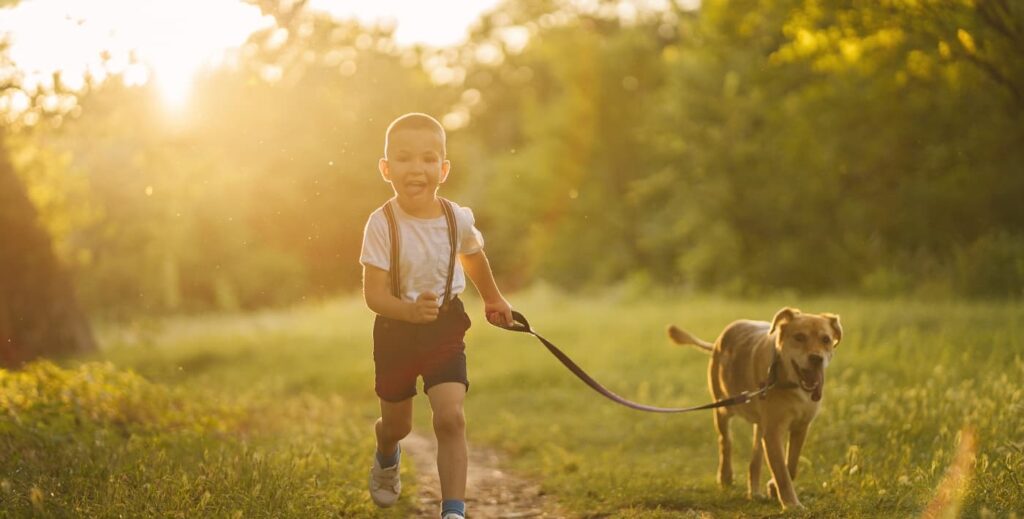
[402, 430, 564, 519]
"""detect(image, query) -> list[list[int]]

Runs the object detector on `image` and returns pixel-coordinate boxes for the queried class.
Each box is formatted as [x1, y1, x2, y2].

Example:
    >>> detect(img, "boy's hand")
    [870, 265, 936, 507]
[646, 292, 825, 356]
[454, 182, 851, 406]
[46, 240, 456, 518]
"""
[407, 291, 440, 323]
[484, 297, 514, 328]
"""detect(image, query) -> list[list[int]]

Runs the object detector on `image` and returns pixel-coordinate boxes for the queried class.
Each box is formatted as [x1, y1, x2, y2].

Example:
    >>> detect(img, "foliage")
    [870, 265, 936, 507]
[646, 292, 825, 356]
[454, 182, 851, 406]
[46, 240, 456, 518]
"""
[3, 0, 1024, 319]
[454, 0, 1024, 297]
[0, 352, 392, 517]
[0, 360, 235, 434]
[25, 9, 457, 316]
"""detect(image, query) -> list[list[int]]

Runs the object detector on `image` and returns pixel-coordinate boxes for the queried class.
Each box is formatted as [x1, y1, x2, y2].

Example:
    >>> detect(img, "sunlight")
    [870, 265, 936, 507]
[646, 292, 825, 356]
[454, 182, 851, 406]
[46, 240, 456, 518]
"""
[308, 0, 503, 47]
[0, 0, 270, 111]
[1, 0, 507, 113]
[0, 0, 503, 112]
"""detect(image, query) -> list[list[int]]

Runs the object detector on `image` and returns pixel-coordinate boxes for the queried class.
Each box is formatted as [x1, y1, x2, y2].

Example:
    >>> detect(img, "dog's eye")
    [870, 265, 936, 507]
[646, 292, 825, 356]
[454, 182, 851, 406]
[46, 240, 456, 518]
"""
[794, 333, 808, 342]
[821, 336, 832, 345]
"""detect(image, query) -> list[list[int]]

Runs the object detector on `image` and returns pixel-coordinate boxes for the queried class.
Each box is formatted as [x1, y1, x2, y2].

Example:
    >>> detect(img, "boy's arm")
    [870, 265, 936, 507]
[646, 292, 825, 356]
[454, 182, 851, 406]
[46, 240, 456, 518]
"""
[363, 265, 440, 323]
[459, 250, 513, 327]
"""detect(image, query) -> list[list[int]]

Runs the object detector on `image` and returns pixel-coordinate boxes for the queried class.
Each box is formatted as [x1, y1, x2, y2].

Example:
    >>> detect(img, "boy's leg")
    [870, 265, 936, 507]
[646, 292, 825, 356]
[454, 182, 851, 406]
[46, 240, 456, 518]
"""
[376, 397, 413, 460]
[369, 397, 413, 508]
[426, 381, 468, 501]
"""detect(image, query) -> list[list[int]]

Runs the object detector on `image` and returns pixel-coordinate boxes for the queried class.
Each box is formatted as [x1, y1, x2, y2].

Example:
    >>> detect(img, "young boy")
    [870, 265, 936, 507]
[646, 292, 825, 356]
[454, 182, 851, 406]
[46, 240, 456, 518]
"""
[360, 113, 513, 519]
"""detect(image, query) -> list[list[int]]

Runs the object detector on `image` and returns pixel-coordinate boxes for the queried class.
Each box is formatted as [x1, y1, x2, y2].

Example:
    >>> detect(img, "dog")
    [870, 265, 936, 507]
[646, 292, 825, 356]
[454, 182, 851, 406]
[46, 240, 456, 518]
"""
[667, 307, 842, 510]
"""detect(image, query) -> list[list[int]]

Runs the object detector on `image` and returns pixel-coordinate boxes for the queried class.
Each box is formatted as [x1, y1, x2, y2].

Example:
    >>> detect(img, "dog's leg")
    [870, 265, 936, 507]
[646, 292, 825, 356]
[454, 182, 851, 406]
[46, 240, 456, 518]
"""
[787, 423, 809, 481]
[748, 422, 764, 499]
[714, 409, 733, 487]
[763, 420, 803, 509]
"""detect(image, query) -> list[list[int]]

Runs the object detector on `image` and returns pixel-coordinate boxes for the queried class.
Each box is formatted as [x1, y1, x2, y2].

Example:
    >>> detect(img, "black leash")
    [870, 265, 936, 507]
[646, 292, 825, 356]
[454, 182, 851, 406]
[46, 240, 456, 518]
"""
[504, 311, 779, 413]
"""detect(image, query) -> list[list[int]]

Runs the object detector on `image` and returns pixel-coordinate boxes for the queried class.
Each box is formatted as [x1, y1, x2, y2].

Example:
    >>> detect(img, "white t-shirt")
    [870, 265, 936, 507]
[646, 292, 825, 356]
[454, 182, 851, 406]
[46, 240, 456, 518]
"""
[360, 198, 485, 303]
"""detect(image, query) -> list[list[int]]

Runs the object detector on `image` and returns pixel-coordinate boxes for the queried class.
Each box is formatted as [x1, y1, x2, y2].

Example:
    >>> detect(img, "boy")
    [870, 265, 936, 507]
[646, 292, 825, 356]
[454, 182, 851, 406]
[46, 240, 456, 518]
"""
[360, 113, 513, 519]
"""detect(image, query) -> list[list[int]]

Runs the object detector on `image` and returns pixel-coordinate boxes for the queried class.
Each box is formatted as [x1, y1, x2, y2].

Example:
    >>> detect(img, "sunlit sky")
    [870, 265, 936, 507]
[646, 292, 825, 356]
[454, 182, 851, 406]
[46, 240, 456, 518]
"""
[0, 0, 502, 109]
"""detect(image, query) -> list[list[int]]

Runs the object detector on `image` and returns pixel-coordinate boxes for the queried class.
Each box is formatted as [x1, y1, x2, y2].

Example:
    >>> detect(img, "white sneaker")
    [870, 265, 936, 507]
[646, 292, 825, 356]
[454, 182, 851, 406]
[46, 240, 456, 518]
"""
[368, 450, 401, 507]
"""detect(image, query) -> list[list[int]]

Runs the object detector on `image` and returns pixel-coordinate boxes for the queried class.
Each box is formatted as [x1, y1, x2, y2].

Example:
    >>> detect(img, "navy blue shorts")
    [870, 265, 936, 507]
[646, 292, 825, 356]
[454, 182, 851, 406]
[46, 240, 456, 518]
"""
[372, 296, 471, 402]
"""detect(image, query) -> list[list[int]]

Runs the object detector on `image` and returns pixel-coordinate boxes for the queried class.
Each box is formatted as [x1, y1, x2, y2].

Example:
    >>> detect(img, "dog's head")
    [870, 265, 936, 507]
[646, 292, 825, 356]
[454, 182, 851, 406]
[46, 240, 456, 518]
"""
[769, 307, 842, 402]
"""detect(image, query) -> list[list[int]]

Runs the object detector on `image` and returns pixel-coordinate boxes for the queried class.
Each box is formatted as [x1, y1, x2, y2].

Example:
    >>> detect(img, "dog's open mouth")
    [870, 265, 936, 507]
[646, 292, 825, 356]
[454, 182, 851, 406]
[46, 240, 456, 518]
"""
[791, 359, 824, 401]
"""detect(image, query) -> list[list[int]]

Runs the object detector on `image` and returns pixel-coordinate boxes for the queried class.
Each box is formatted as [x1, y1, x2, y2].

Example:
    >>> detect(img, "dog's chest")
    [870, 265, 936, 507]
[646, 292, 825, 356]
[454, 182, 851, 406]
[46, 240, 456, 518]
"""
[761, 390, 821, 423]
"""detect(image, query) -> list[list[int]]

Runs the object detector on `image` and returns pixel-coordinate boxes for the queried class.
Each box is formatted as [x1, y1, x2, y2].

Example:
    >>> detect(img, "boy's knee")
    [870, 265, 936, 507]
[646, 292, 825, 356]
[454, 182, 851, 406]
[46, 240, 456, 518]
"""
[432, 408, 465, 437]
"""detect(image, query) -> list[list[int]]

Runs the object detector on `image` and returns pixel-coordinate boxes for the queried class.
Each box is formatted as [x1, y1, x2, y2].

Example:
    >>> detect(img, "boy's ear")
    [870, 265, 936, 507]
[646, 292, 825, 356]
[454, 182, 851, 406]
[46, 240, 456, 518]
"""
[378, 157, 391, 181]
[439, 159, 451, 184]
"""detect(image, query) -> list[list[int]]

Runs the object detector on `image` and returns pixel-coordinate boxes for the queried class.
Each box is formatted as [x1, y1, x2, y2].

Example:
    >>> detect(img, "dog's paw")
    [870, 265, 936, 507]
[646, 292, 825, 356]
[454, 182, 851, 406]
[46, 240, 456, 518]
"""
[782, 499, 805, 510]
[766, 479, 778, 500]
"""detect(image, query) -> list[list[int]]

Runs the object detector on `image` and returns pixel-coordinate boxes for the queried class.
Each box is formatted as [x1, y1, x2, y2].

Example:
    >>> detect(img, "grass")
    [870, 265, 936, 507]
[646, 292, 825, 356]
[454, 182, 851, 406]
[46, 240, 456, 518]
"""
[465, 290, 1024, 518]
[1, 289, 1022, 517]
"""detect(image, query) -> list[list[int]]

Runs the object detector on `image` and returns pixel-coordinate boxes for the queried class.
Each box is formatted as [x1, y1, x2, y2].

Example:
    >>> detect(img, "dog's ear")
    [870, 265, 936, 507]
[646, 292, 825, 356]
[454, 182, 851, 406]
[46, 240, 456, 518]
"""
[769, 307, 800, 335]
[824, 313, 842, 346]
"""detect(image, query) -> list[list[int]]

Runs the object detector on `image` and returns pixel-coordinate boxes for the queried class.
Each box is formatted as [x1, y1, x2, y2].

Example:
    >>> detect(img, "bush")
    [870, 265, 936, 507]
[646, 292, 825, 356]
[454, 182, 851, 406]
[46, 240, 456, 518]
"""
[954, 232, 1024, 298]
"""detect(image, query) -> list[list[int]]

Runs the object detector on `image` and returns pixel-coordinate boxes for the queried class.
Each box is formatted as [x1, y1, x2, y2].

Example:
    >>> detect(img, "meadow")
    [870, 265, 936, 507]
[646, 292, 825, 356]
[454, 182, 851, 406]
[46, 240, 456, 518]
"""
[2, 289, 1022, 517]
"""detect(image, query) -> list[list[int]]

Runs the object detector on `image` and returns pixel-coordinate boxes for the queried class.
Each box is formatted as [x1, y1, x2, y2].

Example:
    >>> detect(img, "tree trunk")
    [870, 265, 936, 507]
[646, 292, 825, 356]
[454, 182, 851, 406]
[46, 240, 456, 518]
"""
[0, 136, 96, 368]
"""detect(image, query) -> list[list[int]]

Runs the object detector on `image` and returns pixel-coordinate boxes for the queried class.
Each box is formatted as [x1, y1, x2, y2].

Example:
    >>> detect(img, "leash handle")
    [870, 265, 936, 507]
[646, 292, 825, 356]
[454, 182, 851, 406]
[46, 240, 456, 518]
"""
[509, 310, 532, 333]
[503, 311, 772, 414]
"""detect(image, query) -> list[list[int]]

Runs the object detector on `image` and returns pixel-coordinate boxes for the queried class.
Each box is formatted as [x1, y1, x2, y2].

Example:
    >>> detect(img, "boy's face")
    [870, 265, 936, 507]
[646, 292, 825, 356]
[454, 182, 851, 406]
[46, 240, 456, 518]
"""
[379, 128, 450, 209]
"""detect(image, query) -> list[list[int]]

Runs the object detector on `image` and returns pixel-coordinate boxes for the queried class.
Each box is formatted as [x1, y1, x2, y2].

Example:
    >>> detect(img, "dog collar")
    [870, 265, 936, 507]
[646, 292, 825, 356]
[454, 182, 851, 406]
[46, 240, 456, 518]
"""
[764, 348, 800, 393]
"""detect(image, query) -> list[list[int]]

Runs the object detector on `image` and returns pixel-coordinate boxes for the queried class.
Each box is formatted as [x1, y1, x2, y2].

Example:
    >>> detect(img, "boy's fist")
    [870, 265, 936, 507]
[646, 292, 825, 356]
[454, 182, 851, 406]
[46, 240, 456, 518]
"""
[484, 297, 514, 328]
[407, 291, 440, 323]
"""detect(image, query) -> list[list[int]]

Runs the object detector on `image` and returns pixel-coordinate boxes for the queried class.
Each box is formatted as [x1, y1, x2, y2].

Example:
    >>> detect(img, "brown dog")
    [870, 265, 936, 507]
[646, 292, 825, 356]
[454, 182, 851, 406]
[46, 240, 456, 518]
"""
[667, 307, 842, 510]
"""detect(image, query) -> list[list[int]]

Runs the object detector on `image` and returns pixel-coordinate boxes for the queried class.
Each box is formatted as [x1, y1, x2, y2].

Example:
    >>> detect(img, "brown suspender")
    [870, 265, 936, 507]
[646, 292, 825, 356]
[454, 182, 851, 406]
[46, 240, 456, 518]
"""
[439, 199, 458, 308]
[380, 198, 459, 308]
[382, 202, 401, 299]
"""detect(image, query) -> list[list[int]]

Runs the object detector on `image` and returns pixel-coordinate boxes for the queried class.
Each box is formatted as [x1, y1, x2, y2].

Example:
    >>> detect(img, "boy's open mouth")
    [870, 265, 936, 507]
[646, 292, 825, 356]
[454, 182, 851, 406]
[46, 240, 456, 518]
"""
[404, 181, 428, 196]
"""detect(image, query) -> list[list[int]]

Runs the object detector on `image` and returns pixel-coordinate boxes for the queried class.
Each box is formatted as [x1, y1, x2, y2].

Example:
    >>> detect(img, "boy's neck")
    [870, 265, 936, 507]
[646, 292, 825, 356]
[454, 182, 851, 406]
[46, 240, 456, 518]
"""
[394, 195, 443, 219]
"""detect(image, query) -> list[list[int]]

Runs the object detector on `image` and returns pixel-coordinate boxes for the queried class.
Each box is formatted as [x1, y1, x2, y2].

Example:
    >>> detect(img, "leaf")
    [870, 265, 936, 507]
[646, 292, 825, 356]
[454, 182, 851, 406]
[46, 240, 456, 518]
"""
[956, 28, 976, 54]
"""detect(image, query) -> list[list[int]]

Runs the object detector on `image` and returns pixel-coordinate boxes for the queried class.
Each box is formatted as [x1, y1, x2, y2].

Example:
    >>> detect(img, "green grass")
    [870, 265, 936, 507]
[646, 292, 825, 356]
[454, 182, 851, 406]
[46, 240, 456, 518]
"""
[1, 290, 1022, 517]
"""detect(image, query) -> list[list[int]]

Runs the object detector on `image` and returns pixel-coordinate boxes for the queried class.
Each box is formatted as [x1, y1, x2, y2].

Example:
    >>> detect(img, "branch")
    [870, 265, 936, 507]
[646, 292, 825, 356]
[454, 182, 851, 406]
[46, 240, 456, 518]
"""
[961, 51, 1023, 107]
[977, 0, 1022, 48]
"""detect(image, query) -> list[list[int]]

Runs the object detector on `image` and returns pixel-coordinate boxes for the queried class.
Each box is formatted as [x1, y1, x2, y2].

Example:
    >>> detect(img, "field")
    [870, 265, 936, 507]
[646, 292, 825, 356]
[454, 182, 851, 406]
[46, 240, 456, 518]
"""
[2, 289, 1022, 517]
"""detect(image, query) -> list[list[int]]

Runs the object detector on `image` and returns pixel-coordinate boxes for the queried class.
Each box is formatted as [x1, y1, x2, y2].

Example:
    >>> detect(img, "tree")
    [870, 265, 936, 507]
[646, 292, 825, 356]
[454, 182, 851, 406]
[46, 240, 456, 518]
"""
[0, 1, 96, 366]
[0, 138, 96, 367]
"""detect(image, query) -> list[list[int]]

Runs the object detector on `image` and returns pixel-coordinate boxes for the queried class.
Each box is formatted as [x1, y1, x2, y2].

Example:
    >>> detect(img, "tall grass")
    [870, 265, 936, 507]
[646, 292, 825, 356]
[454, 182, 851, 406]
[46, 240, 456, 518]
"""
[0, 298, 407, 517]
[2, 290, 1021, 517]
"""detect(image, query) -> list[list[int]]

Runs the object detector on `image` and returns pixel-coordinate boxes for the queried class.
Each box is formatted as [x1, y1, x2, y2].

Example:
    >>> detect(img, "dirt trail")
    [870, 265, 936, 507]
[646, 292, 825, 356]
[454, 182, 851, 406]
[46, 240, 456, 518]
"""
[402, 430, 564, 519]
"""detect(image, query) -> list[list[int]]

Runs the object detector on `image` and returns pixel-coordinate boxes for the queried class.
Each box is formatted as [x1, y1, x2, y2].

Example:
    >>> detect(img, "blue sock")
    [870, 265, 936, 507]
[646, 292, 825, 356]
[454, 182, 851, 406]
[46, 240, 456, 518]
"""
[375, 444, 400, 468]
[441, 499, 465, 517]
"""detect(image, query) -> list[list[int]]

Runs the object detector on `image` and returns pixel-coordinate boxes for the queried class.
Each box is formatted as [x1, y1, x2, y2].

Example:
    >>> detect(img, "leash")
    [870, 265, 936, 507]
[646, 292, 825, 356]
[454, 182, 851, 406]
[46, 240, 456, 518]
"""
[504, 311, 780, 413]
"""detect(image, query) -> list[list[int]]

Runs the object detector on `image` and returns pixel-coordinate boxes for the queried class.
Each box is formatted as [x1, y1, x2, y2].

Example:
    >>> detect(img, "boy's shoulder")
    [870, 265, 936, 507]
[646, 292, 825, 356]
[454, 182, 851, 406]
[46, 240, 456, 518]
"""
[366, 198, 398, 220]
[363, 203, 390, 234]
[365, 198, 476, 227]
[445, 199, 476, 224]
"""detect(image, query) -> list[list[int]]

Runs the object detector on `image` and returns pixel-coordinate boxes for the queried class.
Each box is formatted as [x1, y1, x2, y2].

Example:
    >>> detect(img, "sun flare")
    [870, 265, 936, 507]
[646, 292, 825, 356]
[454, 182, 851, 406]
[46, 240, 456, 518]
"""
[0, 0, 504, 112]
[0, 0, 270, 110]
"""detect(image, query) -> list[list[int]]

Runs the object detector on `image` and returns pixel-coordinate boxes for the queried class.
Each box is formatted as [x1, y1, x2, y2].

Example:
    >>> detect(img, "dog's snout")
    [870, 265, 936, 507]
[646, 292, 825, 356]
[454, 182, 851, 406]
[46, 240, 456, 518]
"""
[808, 354, 824, 366]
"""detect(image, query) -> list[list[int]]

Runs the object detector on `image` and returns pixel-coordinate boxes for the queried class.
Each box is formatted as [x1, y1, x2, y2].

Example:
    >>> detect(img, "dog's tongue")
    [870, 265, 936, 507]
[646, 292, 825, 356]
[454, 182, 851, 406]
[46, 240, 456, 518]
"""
[811, 369, 824, 402]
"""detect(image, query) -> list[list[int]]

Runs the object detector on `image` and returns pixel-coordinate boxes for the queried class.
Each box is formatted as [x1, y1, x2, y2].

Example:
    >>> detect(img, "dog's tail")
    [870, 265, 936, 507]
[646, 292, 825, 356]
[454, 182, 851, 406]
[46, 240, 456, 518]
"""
[667, 325, 714, 352]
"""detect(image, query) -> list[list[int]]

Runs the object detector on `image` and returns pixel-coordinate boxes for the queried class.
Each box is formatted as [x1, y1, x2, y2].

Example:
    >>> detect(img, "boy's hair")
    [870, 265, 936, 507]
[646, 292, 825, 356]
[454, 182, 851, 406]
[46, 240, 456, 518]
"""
[384, 113, 446, 157]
